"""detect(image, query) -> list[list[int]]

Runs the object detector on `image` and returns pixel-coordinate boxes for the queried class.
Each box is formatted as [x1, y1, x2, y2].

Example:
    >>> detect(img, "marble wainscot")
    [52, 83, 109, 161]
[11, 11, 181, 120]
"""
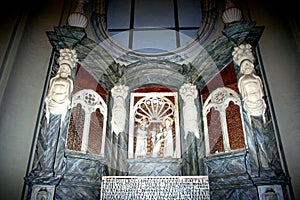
[127, 158, 183, 176]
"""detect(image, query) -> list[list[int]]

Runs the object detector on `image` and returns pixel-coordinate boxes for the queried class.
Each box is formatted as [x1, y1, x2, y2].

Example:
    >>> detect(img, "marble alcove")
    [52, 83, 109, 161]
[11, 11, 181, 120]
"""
[24, 0, 290, 199]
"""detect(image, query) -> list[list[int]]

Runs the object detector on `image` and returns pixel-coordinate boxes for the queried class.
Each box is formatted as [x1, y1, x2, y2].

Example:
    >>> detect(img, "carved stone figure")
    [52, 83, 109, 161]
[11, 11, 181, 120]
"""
[45, 48, 78, 126]
[239, 59, 266, 123]
[161, 116, 174, 157]
[135, 116, 149, 158]
[232, 44, 266, 125]
[179, 83, 200, 139]
[111, 85, 129, 135]
[151, 130, 165, 158]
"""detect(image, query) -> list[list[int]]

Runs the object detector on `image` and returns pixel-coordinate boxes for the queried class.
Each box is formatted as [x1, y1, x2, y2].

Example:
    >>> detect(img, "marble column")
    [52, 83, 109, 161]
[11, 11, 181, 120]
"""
[110, 85, 129, 175]
[180, 83, 201, 175]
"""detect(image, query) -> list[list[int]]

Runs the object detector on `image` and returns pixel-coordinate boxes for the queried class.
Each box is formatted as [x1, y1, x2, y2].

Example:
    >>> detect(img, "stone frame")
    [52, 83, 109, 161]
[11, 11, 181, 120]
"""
[128, 92, 181, 159]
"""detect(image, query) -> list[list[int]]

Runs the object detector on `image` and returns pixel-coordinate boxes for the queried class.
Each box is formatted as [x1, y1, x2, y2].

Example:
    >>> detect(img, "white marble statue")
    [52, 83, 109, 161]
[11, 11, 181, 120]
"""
[151, 130, 165, 158]
[135, 116, 149, 158]
[161, 116, 174, 157]
[232, 44, 266, 125]
[111, 85, 129, 135]
[179, 83, 200, 139]
[45, 48, 78, 127]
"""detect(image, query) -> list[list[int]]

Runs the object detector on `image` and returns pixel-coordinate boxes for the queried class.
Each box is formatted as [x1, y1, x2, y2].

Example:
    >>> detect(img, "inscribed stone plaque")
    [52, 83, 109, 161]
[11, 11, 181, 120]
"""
[100, 176, 210, 199]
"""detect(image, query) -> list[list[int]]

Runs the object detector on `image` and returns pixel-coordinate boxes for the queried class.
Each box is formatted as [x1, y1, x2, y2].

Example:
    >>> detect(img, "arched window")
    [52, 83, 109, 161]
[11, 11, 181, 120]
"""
[202, 87, 246, 156]
[65, 65, 108, 156]
[67, 89, 107, 155]
[128, 91, 180, 158]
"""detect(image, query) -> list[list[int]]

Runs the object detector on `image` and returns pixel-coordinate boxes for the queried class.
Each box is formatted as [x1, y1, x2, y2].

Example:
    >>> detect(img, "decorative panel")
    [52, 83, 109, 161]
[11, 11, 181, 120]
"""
[207, 108, 224, 154]
[88, 109, 105, 154]
[226, 102, 245, 150]
[30, 185, 55, 200]
[67, 104, 84, 151]
[128, 91, 180, 159]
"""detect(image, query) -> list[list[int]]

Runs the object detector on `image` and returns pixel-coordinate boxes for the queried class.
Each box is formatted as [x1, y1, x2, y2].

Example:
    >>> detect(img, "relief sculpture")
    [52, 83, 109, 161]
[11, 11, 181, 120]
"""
[45, 48, 78, 127]
[132, 95, 176, 158]
[232, 44, 266, 125]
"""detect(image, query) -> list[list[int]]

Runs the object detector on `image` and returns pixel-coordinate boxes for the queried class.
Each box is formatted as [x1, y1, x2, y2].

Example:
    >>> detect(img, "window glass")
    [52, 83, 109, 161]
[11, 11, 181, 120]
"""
[107, 0, 202, 53]
[177, 0, 202, 27]
[132, 30, 177, 52]
[107, 0, 131, 29]
[134, 0, 174, 28]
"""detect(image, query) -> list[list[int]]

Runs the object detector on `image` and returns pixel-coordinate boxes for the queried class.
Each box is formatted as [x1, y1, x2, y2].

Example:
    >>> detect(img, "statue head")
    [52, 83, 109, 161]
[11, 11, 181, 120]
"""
[240, 59, 255, 75]
[139, 116, 150, 130]
[162, 116, 173, 128]
[57, 64, 72, 78]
